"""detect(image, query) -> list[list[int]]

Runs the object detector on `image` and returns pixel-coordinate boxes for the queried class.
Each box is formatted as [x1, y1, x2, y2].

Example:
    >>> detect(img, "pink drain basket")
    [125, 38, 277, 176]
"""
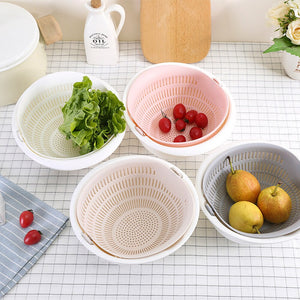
[124, 63, 235, 157]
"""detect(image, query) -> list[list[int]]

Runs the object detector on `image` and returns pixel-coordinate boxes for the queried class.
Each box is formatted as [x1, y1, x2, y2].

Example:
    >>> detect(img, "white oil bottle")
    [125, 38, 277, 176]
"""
[84, 0, 125, 65]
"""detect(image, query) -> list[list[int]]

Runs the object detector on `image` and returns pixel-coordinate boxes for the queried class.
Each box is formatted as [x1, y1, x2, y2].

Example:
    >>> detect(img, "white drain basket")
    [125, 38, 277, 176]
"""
[12, 71, 125, 171]
[70, 155, 199, 264]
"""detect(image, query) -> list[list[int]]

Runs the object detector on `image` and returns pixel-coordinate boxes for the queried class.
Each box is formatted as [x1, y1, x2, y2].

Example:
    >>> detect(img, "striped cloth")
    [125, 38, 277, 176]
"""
[0, 175, 68, 297]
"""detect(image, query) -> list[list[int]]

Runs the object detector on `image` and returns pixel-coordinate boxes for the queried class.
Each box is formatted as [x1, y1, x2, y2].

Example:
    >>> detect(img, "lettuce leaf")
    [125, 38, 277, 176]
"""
[59, 76, 125, 155]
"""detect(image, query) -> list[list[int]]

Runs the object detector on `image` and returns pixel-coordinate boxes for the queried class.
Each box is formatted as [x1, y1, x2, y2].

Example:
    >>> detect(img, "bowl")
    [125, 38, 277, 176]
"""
[196, 141, 300, 244]
[12, 71, 126, 171]
[123, 63, 235, 158]
[70, 155, 199, 264]
[0, 2, 47, 106]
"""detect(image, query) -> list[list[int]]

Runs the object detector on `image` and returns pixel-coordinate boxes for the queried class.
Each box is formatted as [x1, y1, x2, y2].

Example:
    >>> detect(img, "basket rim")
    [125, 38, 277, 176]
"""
[195, 140, 300, 244]
[123, 63, 236, 157]
[11, 71, 126, 171]
[69, 154, 200, 264]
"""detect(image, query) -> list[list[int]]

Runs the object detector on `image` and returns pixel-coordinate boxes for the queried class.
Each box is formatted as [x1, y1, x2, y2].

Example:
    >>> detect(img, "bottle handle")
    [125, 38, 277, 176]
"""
[106, 4, 126, 37]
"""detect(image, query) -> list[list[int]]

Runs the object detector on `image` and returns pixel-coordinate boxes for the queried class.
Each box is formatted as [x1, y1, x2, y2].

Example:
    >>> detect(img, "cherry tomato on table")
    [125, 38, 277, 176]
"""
[19, 210, 34, 228]
[173, 103, 186, 120]
[24, 230, 42, 245]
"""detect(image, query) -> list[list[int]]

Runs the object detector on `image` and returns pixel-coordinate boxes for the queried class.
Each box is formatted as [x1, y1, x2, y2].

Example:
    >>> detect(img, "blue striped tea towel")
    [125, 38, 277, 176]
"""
[0, 175, 69, 297]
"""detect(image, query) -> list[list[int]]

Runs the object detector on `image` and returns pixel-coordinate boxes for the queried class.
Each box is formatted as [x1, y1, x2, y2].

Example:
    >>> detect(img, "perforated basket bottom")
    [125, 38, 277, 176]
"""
[18, 83, 80, 158]
[125, 64, 230, 147]
[202, 143, 300, 237]
[76, 157, 196, 259]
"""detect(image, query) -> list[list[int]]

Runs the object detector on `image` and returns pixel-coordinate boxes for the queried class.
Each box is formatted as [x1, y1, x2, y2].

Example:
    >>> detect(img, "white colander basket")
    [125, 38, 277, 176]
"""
[12, 72, 125, 170]
[196, 141, 300, 244]
[70, 155, 199, 264]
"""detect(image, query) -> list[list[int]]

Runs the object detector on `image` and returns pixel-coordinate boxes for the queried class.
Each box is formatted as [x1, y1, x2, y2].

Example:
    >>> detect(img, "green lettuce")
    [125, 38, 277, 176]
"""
[59, 76, 126, 155]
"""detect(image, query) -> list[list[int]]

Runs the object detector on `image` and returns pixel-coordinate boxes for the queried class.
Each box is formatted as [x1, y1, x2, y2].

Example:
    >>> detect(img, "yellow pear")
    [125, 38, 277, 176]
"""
[257, 183, 292, 224]
[229, 201, 264, 233]
[225, 156, 261, 203]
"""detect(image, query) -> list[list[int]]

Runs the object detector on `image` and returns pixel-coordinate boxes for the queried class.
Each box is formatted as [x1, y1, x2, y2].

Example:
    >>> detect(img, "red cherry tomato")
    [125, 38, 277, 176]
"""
[195, 113, 208, 128]
[173, 135, 186, 142]
[24, 230, 42, 245]
[159, 117, 171, 133]
[190, 127, 203, 140]
[19, 210, 34, 228]
[175, 119, 186, 132]
[184, 110, 197, 124]
[173, 103, 186, 120]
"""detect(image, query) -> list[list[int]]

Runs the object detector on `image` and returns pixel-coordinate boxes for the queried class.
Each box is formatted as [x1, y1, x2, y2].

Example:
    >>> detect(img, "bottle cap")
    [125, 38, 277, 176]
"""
[91, 0, 101, 8]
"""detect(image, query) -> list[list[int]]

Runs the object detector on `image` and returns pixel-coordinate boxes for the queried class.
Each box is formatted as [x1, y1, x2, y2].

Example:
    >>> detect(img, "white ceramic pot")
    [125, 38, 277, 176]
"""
[0, 3, 47, 106]
[281, 51, 300, 80]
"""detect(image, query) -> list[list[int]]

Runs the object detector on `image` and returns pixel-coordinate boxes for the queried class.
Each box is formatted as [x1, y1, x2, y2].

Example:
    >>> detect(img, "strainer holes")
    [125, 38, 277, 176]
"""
[271, 153, 283, 164]
[112, 208, 162, 249]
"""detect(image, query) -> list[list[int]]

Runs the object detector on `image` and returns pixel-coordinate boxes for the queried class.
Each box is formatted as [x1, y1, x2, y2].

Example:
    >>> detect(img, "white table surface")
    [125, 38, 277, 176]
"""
[0, 41, 299, 299]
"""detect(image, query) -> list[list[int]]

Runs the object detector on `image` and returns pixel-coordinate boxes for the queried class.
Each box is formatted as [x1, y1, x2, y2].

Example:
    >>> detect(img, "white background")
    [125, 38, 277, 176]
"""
[3, 0, 278, 42]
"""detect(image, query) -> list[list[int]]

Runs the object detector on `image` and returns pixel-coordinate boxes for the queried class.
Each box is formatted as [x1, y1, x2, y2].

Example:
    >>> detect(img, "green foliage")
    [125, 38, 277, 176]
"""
[278, 8, 297, 34]
[263, 36, 300, 57]
[59, 76, 126, 155]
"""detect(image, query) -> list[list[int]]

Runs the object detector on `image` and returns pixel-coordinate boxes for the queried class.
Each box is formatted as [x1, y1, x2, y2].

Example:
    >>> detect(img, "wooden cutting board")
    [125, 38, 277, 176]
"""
[140, 0, 211, 64]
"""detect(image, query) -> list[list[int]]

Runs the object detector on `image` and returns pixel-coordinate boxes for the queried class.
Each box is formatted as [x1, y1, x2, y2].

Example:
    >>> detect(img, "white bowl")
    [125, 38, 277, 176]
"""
[12, 71, 125, 171]
[70, 155, 199, 264]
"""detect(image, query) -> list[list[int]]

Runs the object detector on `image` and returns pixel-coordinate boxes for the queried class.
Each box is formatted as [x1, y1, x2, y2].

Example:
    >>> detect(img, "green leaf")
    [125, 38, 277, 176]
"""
[59, 76, 126, 155]
[263, 36, 293, 53]
[285, 45, 300, 57]
[263, 36, 300, 57]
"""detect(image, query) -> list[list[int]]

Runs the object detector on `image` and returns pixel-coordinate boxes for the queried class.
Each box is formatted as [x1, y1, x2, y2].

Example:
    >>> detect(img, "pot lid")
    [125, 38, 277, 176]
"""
[0, 2, 39, 72]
